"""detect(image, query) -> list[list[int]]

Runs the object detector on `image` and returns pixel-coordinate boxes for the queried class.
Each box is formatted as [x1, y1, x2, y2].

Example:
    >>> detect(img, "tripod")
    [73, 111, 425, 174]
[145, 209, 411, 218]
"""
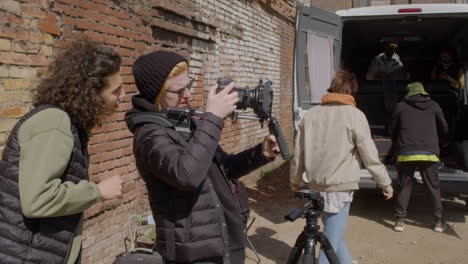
[285, 191, 340, 264]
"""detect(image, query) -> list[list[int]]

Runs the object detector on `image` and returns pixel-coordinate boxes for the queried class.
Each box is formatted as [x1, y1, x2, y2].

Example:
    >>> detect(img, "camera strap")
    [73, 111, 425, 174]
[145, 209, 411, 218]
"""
[125, 112, 193, 141]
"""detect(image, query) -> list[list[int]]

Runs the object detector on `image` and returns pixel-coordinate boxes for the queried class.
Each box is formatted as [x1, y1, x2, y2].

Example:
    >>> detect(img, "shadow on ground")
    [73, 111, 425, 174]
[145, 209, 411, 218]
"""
[350, 188, 467, 239]
[245, 161, 304, 225]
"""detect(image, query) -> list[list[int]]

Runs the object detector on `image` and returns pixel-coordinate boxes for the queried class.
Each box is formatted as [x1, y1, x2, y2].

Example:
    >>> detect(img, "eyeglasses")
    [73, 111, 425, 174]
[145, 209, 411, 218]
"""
[166, 77, 195, 96]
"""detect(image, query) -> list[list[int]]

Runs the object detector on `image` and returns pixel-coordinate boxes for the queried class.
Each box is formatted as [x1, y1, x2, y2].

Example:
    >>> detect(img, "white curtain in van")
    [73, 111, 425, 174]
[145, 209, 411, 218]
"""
[307, 32, 335, 103]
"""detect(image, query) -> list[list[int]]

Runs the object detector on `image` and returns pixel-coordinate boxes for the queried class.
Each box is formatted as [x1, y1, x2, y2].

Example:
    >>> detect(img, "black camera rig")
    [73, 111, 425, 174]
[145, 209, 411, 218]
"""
[166, 78, 291, 160]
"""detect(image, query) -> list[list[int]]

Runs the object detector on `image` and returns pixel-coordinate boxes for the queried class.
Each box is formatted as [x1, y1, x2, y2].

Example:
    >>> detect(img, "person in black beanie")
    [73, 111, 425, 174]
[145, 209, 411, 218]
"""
[125, 50, 280, 264]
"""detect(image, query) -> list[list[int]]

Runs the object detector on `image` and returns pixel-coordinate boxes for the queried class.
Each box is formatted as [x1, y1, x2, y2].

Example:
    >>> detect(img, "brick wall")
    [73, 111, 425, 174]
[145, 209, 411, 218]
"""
[0, 0, 295, 263]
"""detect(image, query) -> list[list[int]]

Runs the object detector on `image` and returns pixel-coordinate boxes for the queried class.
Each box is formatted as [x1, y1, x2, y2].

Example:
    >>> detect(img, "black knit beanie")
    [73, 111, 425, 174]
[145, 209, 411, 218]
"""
[132, 50, 187, 103]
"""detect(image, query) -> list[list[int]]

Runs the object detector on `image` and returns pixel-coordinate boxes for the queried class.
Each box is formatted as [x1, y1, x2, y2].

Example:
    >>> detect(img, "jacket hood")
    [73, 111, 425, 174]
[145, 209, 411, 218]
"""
[403, 95, 435, 110]
[125, 95, 158, 133]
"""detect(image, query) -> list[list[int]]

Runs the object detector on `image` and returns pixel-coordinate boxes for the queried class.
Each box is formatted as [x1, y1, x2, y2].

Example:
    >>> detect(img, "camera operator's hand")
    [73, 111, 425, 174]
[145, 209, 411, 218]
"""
[290, 185, 300, 192]
[382, 189, 393, 200]
[97, 175, 123, 200]
[262, 135, 280, 158]
[206, 82, 239, 119]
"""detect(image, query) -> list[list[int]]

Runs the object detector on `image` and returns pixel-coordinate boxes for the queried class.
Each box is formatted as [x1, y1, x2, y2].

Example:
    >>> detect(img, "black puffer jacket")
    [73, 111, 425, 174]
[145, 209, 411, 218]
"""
[389, 95, 448, 155]
[0, 105, 89, 264]
[126, 97, 272, 264]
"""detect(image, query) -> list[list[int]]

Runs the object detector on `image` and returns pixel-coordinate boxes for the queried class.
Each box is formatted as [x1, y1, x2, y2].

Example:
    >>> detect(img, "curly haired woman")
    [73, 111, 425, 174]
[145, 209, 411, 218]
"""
[0, 39, 125, 264]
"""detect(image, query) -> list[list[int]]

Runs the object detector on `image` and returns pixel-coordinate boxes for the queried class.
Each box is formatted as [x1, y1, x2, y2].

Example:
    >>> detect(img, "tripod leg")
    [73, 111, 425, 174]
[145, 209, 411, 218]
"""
[287, 232, 305, 264]
[318, 233, 341, 264]
[302, 237, 316, 264]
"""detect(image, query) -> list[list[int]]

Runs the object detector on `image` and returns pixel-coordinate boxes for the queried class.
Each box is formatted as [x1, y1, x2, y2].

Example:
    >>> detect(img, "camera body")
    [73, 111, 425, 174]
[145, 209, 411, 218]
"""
[216, 77, 273, 120]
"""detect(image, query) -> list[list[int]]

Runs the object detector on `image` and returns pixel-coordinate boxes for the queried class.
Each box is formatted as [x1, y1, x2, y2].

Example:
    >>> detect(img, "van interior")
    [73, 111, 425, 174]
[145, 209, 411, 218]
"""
[341, 15, 468, 169]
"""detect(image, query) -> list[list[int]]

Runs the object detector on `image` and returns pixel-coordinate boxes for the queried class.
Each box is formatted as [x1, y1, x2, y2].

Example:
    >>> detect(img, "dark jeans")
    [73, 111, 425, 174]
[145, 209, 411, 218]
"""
[395, 161, 443, 222]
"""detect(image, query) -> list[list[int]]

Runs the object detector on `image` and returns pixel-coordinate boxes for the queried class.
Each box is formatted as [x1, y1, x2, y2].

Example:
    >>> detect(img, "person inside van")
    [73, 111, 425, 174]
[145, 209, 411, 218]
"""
[366, 40, 409, 113]
[290, 70, 393, 264]
[431, 48, 464, 90]
[389, 82, 448, 233]
[366, 40, 407, 81]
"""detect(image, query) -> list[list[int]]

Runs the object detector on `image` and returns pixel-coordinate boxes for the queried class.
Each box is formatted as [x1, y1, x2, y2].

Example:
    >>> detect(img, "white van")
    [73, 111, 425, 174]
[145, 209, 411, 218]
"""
[293, 4, 468, 198]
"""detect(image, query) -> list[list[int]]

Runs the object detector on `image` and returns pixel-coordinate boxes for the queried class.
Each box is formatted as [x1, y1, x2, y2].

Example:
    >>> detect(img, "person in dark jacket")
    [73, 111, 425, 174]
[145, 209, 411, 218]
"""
[389, 82, 449, 233]
[0, 39, 125, 264]
[126, 51, 279, 264]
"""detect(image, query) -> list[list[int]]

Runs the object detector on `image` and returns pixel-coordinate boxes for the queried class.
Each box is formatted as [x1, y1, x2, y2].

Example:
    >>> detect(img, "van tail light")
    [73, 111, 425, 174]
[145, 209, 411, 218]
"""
[398, 8, 422, 13]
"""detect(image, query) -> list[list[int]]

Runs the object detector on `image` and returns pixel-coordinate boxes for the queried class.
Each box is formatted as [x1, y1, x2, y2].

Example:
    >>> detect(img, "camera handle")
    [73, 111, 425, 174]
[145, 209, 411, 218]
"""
[268, 116, 292, 160]
[166, 108, 291, 160]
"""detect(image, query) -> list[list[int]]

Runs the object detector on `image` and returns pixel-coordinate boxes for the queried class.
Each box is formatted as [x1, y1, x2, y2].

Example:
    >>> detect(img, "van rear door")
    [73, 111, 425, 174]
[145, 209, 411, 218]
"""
[294, 5, 342, 119]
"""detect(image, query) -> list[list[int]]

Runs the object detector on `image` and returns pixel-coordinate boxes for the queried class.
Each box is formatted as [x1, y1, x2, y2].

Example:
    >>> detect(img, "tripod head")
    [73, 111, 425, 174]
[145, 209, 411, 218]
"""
[285, 190, 324, 222]
[285, 190, 341, 264]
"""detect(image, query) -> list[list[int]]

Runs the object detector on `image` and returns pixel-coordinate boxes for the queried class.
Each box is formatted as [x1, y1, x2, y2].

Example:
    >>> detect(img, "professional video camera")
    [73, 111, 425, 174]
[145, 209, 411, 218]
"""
[167, 78, 291, 159]
[216, 77, 272, 120]
[285, 190, 340, 264]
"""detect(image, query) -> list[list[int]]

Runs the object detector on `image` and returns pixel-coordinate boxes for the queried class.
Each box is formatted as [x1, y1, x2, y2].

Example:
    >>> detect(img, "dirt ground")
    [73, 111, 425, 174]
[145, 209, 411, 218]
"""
[242, 162, 468, 264]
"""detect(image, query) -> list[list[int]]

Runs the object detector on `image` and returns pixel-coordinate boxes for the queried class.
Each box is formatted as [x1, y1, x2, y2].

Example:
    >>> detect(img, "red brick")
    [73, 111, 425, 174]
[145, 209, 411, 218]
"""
[122, 75, 134, 84]
[0, 26, 28, 40]
[122, 84, 137, 93]
[92, 121, 127, 134]
[104, 35, 119, 46]
[88, 156, 132, 174]
[21, 4, 46, 19]
[46, 13, 56, 23]
[117, 48, 132, 58]
[25, 0, 42, 5]
[90, 147, 133, 163]
[84, 202, 104, 218]
[120, 66, 132, 75]
[83, 31, 104, 42]
[39, 21, 61, 36]
[88, 138, 132, 155]
[90, 0, 109, 4]
[121, 57, 135, 66]
[0, 51, 49, 66]
[97, 23, 116, 35]
[89, 129, 132, 145]
[56, 0, 76, 5]
[76, 19, 99, 31]
[61, 16, 76, 26]
[110, 112, 125, 122]
[114, 18, 135, 31]
[52, 2, 72, 15]
[1, 105, 29, 118]
[74, 8, 101, 21]
[107, 8, 130, 20]
[6, 13, 22, 24]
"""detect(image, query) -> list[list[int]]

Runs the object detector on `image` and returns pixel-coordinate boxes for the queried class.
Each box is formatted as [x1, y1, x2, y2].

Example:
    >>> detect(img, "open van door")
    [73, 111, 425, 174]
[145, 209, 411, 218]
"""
[294, 5, 342, 126]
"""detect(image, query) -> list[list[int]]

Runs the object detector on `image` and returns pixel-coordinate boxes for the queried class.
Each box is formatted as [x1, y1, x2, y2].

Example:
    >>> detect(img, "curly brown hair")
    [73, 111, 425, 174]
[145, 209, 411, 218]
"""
[33, 39, 121, 131]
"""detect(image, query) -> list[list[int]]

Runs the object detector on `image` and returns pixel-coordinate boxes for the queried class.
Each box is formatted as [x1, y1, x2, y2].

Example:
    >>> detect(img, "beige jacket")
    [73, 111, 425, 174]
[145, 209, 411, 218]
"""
[290, 103, 393, 193]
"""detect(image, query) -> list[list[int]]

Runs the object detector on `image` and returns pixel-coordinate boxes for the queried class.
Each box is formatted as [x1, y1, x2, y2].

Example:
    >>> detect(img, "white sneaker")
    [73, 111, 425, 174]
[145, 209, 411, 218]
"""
[433, 222, 446, 232]
[394, 219, 406, 232]
[352, 261, 359, 264]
